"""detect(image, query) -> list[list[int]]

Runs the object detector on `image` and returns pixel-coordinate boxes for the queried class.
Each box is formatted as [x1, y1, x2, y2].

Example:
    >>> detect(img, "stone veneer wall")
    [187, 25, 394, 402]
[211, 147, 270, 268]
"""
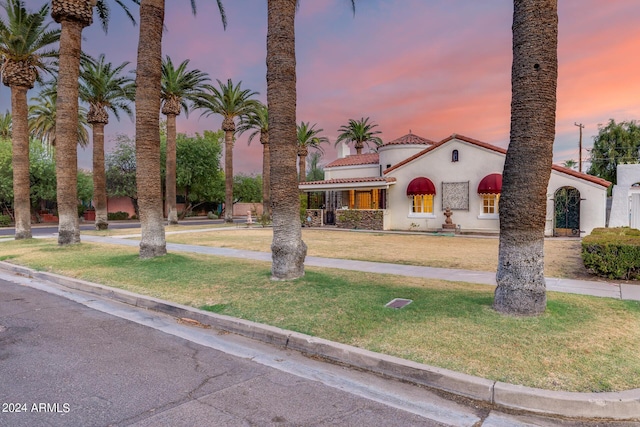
[336, 209, 384, 230]
[305, 209, 324, 227]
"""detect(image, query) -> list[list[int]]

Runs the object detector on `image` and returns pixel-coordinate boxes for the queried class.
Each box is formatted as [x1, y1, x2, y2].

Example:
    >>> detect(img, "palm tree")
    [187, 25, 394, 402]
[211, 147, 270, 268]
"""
[0, 0, 59, 240]
[135, 0, 225, 258]
[197, 79, 259, 223]
[29, 89, 90, 148]
[79, 54, 135, 230]
[266, 0, 354, 280]
[161, 56, 210, 224]
[296, 121, 328, 183]
[237, 102, 270, 218]
[494, 0, 558, 316]
[51, 0, 139, 245]
[562, 159, 577, 170]
[335, 117, 383, 155]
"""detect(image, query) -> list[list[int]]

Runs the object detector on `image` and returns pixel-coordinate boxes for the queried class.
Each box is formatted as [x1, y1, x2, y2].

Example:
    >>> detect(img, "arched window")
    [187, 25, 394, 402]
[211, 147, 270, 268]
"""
[407, 177, 436, 214]
[452, 150, 459, 162]
[477, 174, 502, 215]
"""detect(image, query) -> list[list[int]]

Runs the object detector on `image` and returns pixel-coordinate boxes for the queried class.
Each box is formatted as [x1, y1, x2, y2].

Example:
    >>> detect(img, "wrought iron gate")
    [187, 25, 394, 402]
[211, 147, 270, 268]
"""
[554, 187, 580, 237]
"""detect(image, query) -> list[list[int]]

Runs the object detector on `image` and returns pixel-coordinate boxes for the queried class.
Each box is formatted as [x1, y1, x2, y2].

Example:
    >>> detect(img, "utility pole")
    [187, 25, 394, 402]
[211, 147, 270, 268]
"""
[574, 122, 584, 173]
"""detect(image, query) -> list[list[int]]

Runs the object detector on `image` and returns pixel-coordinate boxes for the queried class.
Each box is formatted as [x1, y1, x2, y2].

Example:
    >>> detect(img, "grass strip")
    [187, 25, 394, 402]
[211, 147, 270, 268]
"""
[1, 238, 639, 393]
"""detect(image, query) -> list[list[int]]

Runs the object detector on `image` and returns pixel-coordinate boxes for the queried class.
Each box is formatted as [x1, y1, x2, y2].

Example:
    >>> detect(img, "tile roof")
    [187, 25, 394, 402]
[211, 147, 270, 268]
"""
[300, 177, 396, 186]
[384, 133, 612, 189]
[383, 132, 434, 146]
[326, 153, 379, 168]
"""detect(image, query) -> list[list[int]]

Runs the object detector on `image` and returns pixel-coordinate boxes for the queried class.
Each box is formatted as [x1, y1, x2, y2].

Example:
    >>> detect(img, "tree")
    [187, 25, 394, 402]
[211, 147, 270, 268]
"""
[587, 119, 640, 186]
[562, 159, 577, 170]
[296, 121, 327, 182]
[0, 111, 11, 139]
[135, 0, 226, 258]
[173, 130, 223, 218]
[105, 134, 138, 217]
[161, 56, 210, 224]
[335, 117, 383, 155]
[237, 101, 270, 217]
[494, 0, 558, 316]
[79, 54, 135, 230]
[306, 151, 324, 182]
[51, 0, 139, 245]
[234, 174, 262, 203]
[0, 0, 59, 239]
[29, 87, 90, 148]
[197, 79, 259, 223]
[266, 0, 355, 279]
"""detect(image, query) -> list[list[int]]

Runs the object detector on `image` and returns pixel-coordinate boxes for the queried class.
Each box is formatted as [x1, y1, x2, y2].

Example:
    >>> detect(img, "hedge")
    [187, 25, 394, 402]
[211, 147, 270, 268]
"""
[581, 227, 640, 280]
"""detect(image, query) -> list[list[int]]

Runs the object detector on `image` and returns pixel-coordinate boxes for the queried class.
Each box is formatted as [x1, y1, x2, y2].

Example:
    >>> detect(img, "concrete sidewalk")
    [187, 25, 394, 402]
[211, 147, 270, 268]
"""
[81, 234, 640, 302]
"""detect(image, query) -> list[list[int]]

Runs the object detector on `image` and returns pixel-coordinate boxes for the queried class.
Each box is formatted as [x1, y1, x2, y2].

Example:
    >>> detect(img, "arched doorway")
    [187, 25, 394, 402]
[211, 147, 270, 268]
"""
[554, 187, 581, 237]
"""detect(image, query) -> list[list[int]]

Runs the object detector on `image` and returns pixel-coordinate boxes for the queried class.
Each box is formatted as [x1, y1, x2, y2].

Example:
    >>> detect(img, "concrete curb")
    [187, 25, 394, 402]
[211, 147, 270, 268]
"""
[2, 261, 639, 421]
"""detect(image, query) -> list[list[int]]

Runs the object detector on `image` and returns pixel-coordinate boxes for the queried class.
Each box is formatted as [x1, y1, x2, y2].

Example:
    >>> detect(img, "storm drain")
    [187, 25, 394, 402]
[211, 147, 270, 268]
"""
[385, 298, 412, 309]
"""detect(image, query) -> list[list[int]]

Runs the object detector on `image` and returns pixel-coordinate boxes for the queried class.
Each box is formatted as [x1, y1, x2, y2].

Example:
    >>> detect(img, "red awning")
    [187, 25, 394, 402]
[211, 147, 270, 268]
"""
[478, 173, 502, 194]
[406, 177, 436, 196]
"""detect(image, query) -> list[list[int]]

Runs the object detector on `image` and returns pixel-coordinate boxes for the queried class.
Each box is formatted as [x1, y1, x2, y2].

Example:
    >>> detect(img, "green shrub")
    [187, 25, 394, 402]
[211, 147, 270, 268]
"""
[107, 211, 130, 221]
[582, 227, 640, 279]
[0, 214, 10, 227]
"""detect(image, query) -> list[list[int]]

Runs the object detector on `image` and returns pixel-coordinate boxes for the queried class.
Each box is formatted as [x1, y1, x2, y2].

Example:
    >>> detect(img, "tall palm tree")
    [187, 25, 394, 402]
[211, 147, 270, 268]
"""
[161, 56, 210, 224]
[51, 0, 138, 245]
[296, 121, 327, 183]
[237, 102, 270, 217]
[29, 89, 90, 149]
[494, 0, 558, 316]
[0, 0, 59, 240]
[267, 0, 354, 280]
[335, 117, 383, 155]
[79, 54, 135, 230]
[197, 79, 259, 223]
[134, 0, 226, 258]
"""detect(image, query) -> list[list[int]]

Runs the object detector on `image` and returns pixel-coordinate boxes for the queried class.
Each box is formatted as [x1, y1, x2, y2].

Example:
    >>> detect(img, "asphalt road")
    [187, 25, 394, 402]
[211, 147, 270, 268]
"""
[0, 278, 473, 427]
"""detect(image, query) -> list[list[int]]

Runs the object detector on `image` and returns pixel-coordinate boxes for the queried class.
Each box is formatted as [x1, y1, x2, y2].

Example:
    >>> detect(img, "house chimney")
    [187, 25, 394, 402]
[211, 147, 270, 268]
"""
[337, 142, 350, 158]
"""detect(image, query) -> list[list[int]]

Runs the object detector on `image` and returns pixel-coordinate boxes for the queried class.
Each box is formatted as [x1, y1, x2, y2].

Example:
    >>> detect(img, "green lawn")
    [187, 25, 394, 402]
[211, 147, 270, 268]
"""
[1, 237, 639, 393]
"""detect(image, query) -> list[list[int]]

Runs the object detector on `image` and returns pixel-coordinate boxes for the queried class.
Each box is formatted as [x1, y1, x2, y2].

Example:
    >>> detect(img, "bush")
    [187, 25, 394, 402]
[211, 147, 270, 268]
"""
[107, 211, 130, 221]
[582, 227, 640, 279]
[0, 214, 10, 227]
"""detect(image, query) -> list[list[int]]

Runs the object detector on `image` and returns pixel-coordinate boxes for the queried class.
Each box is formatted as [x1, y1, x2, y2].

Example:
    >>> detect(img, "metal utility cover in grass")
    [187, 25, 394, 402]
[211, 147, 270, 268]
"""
[385, 298, 412, 309]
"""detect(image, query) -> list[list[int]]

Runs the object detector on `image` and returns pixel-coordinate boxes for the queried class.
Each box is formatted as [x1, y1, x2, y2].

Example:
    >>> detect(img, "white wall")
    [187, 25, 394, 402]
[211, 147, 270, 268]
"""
[546, 171, 607, 236]
[378, 145, 430, 171]
[385, 139, 505, 232]
[609, 164, 640, 228]
[325, 164, 380, 180]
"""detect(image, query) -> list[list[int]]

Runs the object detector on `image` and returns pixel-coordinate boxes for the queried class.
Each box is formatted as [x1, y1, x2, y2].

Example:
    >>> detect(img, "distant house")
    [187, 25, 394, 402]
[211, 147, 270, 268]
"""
[608, 164, 640, 229]
[299, 132, 611, 236]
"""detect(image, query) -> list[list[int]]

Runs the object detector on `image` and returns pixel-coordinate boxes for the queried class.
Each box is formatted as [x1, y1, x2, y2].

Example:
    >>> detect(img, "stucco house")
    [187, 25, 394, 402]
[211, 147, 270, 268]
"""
[299, 132, 611, 236]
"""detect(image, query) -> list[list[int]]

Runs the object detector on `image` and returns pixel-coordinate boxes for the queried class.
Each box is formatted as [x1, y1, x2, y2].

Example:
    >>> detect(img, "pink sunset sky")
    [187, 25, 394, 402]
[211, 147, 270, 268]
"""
[5, 1, 640, 174]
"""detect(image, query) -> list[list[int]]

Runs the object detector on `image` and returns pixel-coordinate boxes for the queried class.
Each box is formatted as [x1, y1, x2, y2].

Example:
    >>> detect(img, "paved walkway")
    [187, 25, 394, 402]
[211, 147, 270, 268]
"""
[80, 232, 640, 302]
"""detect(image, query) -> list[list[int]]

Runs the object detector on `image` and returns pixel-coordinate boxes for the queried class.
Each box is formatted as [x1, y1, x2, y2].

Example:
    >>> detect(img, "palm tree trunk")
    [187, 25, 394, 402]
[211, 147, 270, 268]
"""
[262, 134, 271, 217]
[165, 113, 178, 225]
[11, 85, 31, 239]
[92, 122, 108, 230]
[223, 129, 234, 223]
[267, 0, 307, 280]
[298, 149, 307, 182]
[494, 0, 558, 316]
[135, 0, 166, 258]
[355, 140, 363, 155]
[55, 19, 85, 245]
